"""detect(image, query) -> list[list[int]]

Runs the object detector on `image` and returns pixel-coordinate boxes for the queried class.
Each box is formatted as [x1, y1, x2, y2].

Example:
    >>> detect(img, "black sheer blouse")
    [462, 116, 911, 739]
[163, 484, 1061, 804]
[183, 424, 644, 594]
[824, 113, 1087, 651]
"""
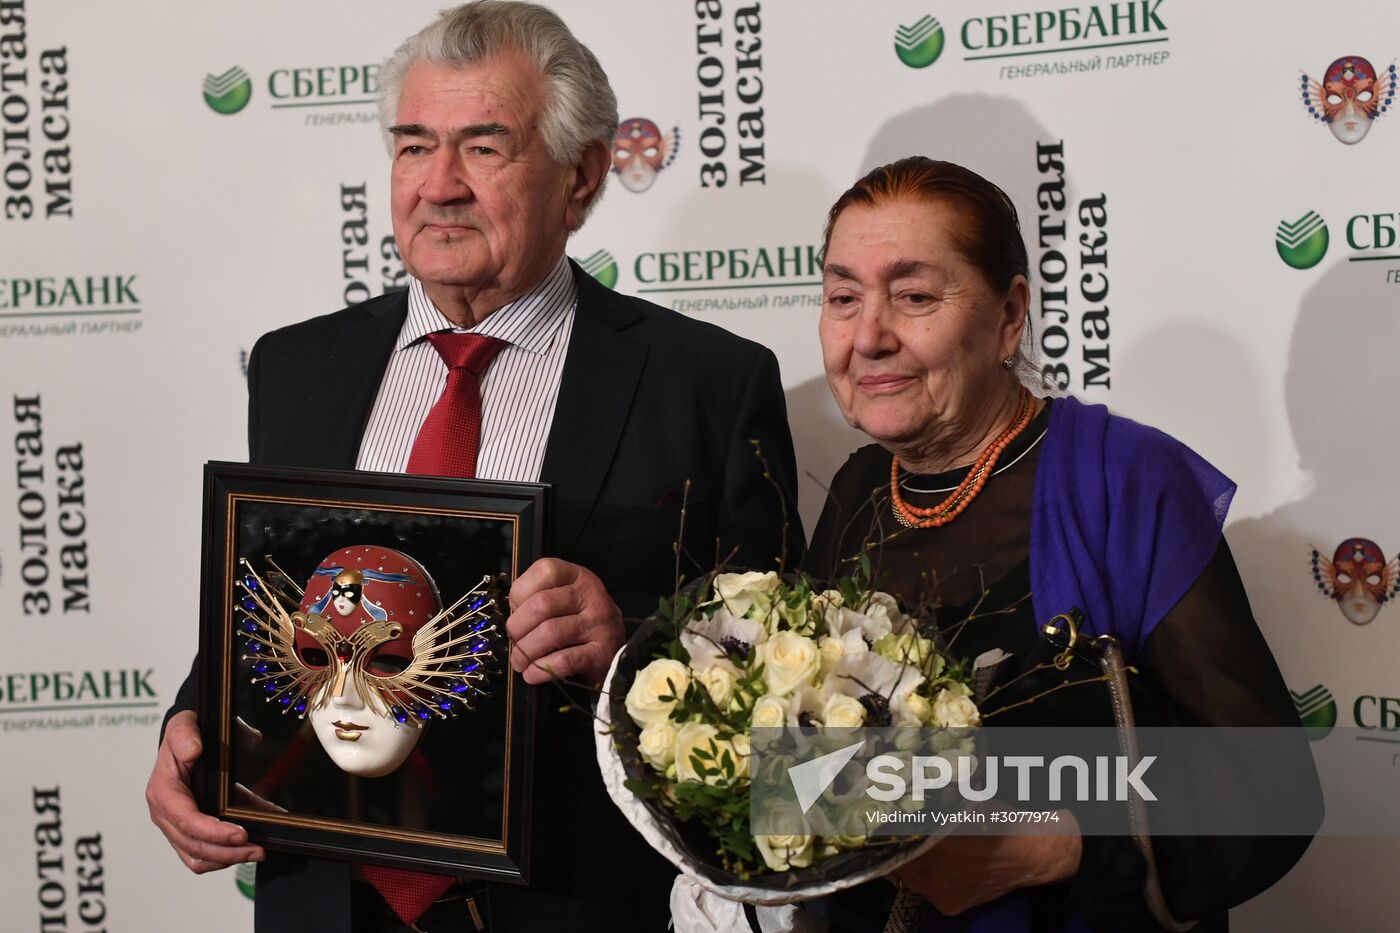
[804, 403, 1315, 932]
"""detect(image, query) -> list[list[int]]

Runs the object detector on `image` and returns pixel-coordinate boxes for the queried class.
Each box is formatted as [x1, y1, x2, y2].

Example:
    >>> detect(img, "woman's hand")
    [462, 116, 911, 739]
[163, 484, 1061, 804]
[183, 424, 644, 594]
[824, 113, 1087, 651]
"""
[892, 811, 1082, 916]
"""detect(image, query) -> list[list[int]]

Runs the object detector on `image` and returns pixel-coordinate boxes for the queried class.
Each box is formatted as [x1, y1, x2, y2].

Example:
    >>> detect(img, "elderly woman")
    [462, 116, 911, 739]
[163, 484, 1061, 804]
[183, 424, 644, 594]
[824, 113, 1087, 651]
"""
[806, 157, 1317, 932]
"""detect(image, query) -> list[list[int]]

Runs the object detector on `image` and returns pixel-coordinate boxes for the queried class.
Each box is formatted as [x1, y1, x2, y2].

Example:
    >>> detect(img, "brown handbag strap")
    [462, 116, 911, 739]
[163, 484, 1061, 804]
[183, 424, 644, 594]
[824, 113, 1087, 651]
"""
[1098, 635, 1196, 932]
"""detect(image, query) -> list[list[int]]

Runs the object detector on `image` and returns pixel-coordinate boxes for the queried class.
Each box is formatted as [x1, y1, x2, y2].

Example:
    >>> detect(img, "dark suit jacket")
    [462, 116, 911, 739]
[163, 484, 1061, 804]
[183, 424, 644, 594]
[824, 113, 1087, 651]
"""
[169, 263, 803, 931]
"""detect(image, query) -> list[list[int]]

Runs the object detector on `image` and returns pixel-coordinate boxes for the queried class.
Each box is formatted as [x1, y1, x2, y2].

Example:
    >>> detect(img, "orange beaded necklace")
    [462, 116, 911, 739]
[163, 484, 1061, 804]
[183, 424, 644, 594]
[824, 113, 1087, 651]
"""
[889, 387, 1034, 528]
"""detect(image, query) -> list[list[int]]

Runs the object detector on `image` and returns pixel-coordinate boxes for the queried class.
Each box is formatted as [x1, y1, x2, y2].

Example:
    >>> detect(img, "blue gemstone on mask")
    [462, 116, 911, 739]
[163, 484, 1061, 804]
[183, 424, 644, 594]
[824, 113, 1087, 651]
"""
[278, 695, 291, 706]
[246, 642, 261, 653]
[452, 682, 470, 694]
[462, 661, 481, 674]
[390, 705, 407, 724]
[243, 620, 258, 633]
[294, 700, 307, 714]
[471, 640, 488, 653]
[242, 597, 257, 612]
[439, 700, 453, 711]
[468, 619, 490, 633]
[244, 575, 259, 591]
[416, 706, 432, 721]
[263, 681, 278, 693]
[469, 597, 485, 611]
[253, 663, 269, 673]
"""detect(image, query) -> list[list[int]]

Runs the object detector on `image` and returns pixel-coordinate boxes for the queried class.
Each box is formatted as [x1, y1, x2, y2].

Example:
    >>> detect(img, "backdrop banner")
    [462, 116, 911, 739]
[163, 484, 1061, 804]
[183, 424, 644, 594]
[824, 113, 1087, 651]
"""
[2, 1, 1397, 929]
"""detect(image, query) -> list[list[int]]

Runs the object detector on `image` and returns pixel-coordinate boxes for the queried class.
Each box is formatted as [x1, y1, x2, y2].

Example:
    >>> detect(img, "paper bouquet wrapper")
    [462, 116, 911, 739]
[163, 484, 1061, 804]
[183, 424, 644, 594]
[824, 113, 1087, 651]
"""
[595, 631, 947, 908]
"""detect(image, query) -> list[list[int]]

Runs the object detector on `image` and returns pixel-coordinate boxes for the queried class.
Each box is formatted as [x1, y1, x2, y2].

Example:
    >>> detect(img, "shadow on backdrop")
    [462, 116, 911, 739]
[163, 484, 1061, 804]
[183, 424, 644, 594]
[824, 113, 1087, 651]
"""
[1225, 259, 1400, 933]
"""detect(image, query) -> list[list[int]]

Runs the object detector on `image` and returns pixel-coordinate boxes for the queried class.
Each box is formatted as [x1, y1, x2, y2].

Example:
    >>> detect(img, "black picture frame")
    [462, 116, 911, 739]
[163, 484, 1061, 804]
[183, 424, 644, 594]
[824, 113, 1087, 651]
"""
[196, 461, 546, 882]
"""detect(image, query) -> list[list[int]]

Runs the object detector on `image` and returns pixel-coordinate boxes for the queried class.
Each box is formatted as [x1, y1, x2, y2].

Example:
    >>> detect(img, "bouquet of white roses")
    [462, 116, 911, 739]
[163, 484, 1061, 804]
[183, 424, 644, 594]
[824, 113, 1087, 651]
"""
[596, 564, 980, 910]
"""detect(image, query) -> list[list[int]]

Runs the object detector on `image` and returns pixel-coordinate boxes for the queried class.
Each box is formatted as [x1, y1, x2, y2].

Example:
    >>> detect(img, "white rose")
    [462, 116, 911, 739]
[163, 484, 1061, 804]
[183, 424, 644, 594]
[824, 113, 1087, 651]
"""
[902, 692, 932, 725]
[713, 571, 781, 618]
[819, 629, 868, 677]
[826, 804, 871, 850]
[752, 694, 790, 729]
[695, 666, 735, 708]
[818, 636, 846, 675]
[813, 589, 845, 627]
[637, 721, 677, 771]
[930, 688, 981, 729]
[674, 722, 747, 785]
[624, 658, 690, 728]
[754, 801, 815, 871]
[822, 693, 866, 729]
[758, 631, 821, 697]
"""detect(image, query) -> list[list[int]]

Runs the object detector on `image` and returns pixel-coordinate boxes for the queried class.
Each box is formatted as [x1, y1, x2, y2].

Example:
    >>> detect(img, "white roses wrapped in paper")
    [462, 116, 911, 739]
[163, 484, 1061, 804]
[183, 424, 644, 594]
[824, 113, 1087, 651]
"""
[596, 569, 981, 920]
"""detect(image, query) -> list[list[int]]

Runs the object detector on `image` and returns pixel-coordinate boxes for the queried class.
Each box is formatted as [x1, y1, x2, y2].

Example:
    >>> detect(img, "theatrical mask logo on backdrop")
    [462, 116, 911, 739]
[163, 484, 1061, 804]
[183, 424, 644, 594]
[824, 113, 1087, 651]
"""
[1308, 538, 1400, 625]
[1299, 56, 1395, 145]
[611, 118, 681, 193]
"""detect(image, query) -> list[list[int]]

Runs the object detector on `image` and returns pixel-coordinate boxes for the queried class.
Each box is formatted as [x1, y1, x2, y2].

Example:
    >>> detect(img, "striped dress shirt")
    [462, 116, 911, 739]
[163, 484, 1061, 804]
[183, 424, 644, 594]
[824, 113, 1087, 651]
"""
[355, 254, 577, 482]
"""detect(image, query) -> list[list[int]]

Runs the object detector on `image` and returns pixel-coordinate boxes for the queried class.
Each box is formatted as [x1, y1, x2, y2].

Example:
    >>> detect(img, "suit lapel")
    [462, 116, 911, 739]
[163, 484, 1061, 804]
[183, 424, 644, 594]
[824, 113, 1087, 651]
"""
[539, 264, 647, 554]
[316, 291, 408, 469]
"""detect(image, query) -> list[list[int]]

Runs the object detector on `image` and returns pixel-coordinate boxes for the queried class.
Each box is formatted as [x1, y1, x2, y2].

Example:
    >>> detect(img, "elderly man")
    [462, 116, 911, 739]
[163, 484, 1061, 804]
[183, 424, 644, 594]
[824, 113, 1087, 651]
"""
[145, 3, 801, 930]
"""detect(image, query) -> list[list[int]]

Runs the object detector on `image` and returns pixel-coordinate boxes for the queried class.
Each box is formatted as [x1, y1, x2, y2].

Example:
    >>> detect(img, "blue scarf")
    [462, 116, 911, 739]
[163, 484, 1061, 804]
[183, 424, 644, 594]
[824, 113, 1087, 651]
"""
[919, 394, 1235, 931]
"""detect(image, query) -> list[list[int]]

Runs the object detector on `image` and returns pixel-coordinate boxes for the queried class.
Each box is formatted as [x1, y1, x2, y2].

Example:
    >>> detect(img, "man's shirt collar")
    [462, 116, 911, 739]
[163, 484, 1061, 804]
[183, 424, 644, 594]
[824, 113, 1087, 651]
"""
[399, 254, 576, 354]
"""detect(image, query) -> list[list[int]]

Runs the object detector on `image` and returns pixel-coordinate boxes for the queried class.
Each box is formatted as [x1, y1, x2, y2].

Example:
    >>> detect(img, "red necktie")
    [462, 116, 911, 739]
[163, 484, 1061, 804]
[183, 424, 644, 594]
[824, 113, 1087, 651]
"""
[362, 333, 504, 925]
[406, 332, 506, 478]
[359, 864, 456, 927]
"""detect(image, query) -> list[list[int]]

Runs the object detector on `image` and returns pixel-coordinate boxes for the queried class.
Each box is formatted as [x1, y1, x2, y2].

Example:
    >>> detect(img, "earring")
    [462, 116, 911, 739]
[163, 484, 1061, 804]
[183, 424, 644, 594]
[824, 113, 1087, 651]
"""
[1001, 356, 1015, 371]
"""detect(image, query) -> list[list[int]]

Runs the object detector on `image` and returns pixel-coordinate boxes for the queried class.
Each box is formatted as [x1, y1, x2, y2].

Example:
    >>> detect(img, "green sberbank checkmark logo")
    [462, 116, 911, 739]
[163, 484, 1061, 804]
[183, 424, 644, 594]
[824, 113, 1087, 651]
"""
[895, 15, 944, 69]
[1290, 684, 1337, 741]
[1276, 211, 1329, 269]
[204, 66, 253, 115]
[578, 249, 618, 289]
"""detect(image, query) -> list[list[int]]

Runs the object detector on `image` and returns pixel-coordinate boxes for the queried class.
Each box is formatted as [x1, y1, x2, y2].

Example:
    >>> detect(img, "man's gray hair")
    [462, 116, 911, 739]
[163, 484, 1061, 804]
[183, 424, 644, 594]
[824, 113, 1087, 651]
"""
[377, 1, 620, 165]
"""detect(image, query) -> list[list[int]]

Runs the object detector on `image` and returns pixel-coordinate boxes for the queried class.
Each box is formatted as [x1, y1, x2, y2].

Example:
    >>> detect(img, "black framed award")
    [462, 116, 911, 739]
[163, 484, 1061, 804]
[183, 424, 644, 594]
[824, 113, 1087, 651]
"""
[196, 462, 545, 881]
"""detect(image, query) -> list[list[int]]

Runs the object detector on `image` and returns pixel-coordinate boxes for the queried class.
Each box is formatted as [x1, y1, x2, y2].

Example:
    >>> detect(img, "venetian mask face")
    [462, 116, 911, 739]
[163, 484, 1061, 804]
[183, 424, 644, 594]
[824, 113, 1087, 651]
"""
[298, 547, 441, 776]
[235, 547, 503, 778]
[329, 571, 363, 617]
[1331, 539, 1386, 624]
[1322, 57, 1380, 144]
[1310, 537, 1399, 626]
[612, 118, 677, 193]
[306, 660, 424, 778]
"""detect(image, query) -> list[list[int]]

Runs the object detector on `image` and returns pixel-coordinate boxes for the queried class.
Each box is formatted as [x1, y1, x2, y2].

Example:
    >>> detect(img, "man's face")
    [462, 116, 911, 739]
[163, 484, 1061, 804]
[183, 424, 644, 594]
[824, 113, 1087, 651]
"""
[389, 54, 577, 302]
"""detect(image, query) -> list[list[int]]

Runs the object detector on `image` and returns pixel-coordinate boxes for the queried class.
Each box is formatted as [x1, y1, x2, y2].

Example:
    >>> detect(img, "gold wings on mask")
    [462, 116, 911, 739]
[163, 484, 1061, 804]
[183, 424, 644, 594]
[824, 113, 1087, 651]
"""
[234, 557, 503, 724]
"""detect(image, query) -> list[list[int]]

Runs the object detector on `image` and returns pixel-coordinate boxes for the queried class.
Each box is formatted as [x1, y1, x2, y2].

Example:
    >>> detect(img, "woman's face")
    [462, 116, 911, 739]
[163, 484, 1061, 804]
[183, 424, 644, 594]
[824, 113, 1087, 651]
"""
[820, 198, 1025, 456]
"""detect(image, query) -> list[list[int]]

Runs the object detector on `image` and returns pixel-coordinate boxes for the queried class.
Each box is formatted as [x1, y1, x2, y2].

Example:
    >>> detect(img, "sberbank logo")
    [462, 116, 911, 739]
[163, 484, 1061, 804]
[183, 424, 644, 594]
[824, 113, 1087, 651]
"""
[1291, 684, 1337, 741]
[895, 15, 945, 68]
[1276, 211, 1329, 269]
[577, 249, 618, 289]
[204, 66, 253, 115]
[236, 862, 256, 900]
